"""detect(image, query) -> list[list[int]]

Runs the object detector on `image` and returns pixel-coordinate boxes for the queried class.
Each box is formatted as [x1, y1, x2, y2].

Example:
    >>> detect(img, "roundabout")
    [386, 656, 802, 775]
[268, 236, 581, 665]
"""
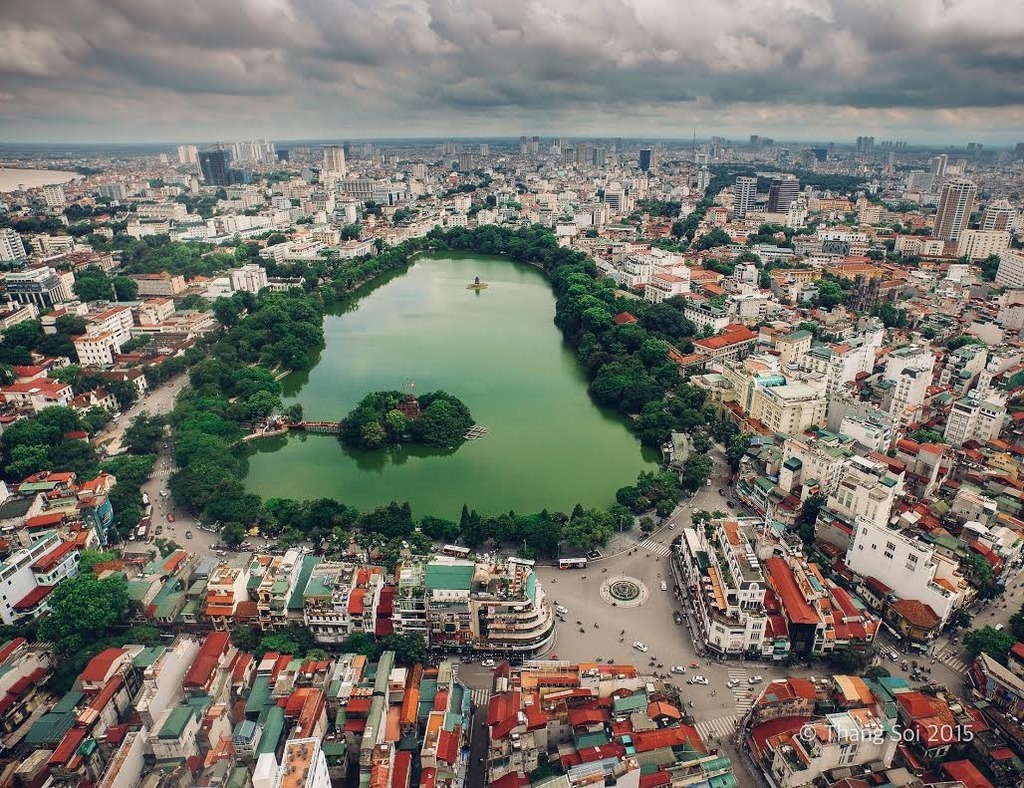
[599, 575, 649, 608]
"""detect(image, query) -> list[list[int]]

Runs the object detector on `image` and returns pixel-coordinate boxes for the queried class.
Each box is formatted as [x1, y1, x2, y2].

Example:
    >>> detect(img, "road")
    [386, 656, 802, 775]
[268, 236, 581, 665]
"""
[96, 373, 190, 455]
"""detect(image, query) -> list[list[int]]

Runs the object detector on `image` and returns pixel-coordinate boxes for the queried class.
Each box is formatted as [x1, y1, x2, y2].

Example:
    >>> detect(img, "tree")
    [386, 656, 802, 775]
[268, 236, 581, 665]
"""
[222, 522, 247, 548]
[639, 517, 655, 533]
[825, 647, 867, 673]
[693, 228, 732, 251]
[73, 270, 115, 302]
[112, 276, 138, 301]
[5, 444, 50, 479]
[963, 626, 1016, 662]
[78, 549, 119, 575]
[816, 280, 846, 309]
[1010, 603, 1024, 642]
[54, 315, 87, 336]
[864, 666, 890, 679]
[562, 507, 615, 549]
[124, 413, 165, 455]
[231, 625, 262, 653]
[799, 493, 827, 546]
[38, 575, 129, 654]
[420, 515, 460, 542]
[377, 633, 430, 666]
[725, 433, 749, 471]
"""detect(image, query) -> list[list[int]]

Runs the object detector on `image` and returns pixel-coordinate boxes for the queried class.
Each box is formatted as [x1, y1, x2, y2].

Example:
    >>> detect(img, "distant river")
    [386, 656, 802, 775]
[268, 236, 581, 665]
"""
[244, 253, 658, 519]
[0, 168, 81, 193]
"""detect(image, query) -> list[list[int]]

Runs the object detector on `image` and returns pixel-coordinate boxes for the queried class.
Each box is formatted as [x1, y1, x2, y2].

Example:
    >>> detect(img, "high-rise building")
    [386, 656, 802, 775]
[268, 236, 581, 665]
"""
[995, 250, 1024, 289]
[638, 148, 652, 172]
[592, 146, 607, 167]
[574, 142, 589, 168]
[855, 136, 875, 154]
[982, 199, 1016, 232]
[0, 228, 26, 261]
[732, 176, 757, 219]
[322, 145, 347, 176]
[479, 143, 489, 156]
[766, 175, 800, 213]
[456, 152, 475, 172]
[199, 150, 231, 187]
[934, 178, 977, 241]
[930, 154, 948, 176]
[176, 144, 198, 165]
[561, 147, 577, 166]
[42, 185, 66, 207]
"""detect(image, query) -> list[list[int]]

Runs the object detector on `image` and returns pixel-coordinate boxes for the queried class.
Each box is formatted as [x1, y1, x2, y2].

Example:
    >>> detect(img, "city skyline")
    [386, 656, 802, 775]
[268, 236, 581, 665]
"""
[1, 0, 1023, 145]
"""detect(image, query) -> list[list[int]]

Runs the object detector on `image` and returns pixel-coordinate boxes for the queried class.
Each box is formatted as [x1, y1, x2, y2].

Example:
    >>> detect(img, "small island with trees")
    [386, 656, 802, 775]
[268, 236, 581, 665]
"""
[339, 390, 475, 451]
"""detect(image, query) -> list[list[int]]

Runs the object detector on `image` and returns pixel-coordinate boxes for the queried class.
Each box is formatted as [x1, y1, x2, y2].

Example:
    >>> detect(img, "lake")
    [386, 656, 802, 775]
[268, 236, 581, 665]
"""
[0, 168, 81, 193]
[244, 253, 658, 519]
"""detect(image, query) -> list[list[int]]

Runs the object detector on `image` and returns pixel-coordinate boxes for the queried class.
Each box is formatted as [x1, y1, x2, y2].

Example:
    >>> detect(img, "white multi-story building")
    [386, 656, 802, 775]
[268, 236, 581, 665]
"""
[826, 455, 902, 530]
[943, 392, 1007, 447]
[322, 146, 347, 177]
[995, 250, 1024, 289]
[956, 229, 1010, 260]
[777, 432, 854, 497]
[839, 412, 893, 453]
[752, 383, 827, 436]
[676, 519, 768, 657]
[86, 305, 135, 346]
[42, 184, 66, 207]
[0, 228, 26, 261]
[73, 331, 122, 366]
[847, 519, 968, 626]
[732, 176, 757, 219]
[0, 533, 80, 625]
[229, 264, 269, 294]
[644, 271, 690, 303]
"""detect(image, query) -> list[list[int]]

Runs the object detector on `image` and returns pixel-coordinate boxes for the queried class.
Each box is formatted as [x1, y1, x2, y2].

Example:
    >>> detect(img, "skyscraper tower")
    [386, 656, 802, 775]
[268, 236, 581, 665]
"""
[638, 148, 653, 172]
[934, 178, 977, 242]
[767, 176, 800, 213]
[323, 145, 347, 176]
[198, 149, 230, 186]
[732, 176, 757, 219]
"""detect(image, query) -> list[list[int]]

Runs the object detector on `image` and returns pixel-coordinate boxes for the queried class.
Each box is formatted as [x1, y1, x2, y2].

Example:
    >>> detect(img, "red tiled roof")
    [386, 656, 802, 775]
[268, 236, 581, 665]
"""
[12, 584, 55, 611]
[183, 631, 230, 688]
[695, 324, 756, 351]
[89, 674, 124, 712]
[33, 540, 77, 573]
[81, 648, 127, 684]
[49, 727, 87, 766]
[640, 773, 672, 788]
[891, 599, 940, 629]
[348, 588, 366, 615]
[613, 312, 638, 325]
[630, 724, 703, 753]
[437, 728, 460, 765]
[0, 638, 27, 665]
[24, 512, 65, 529]
[765, 557, 818, 626]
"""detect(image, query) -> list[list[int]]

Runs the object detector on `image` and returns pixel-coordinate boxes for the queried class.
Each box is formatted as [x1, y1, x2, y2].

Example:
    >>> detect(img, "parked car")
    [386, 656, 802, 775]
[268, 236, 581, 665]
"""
[673, 612, 683, 625]
[555, 605, 569, 615]
[726, 501, 735, 508]
[481, 659, 496, 668]
[671, 665, 687, 674]
[184, 530, 193, 539]
[717, 488, 725, 495]
[660, 581, 668, 591]
[166, 513, 175, 522]
[748, 675, 763, 684]
[726, 679, 741, 688]
[687, 675, 709, 685]
[633, 641, 649, 653]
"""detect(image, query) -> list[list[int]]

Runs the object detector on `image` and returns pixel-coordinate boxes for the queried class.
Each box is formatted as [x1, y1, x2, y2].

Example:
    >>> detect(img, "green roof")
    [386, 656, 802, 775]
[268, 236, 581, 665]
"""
[133, 646, 165, 667]
[126, 579, 154, 602]
[24, 711, 75, 746]
[574, 730, 610, 750]
[258, 704, 286, 753]
[304, 572, 335, 600]
[782, 330, 812, 341]
[424, 561, 474, 592]
[246, 676, 272, 715]
[612, 693, 648, 714]
[159, 706, 196, 739]
[289, 555, 321, 611]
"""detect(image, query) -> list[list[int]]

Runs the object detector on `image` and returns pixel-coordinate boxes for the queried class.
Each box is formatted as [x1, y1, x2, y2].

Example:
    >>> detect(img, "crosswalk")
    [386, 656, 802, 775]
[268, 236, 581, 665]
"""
[727, 667, 756, 713]
[639, 540, 673, 557]
[933, 646, 968, 674]
[469, 688, 492, 708]
[695, 713, 740, 742]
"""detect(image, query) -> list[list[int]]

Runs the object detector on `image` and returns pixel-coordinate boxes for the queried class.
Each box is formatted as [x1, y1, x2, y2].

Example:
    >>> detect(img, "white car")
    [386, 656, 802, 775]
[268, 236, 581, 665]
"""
[726, 678, 741, 688]
[633, 641, 649, 653]
[555, 605, 569, 615]
[748, 675, 763, 684]
[660, 581, 668, 591]
[671, 665, 687, 674]
[481, 659, 496, 668]
[687, 675, 709, 685]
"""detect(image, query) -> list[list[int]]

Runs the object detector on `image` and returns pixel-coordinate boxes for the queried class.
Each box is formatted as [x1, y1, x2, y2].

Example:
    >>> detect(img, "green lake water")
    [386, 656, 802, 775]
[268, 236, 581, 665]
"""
[244, 254, 658, 518]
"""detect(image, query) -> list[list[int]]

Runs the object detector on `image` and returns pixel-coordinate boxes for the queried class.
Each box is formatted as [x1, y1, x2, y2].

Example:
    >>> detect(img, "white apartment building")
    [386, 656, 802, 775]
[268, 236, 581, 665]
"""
[229, 264, 269, 294]
[956, 229, 1010, 260]
[751, 383, 826, 436]
[839, 412, 893, 453]
[86, 305, 134, 346]
[28, 234, 75, 255]
[676, 519, 768, 657]
[995, 250, 1024, 289]
[0, 228, 26, 261]
[73, 331, 122, 366]
[136, 203, 188, 221]
[827, 455, 901, 530]
[644, 271, 690, 303]
[847, 519, 968, 626]
[943, 393, 1007, 447]
[42, 184, 66, 207]
[684, 299, 731, 333]
[0, 533, 80, 625]
[176, 145, 199, 165]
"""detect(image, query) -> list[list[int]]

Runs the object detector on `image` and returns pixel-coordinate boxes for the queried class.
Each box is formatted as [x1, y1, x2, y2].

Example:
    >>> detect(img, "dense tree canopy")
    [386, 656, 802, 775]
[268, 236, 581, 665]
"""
[339, 390, 474, 450]
[38, 574, 129, 655]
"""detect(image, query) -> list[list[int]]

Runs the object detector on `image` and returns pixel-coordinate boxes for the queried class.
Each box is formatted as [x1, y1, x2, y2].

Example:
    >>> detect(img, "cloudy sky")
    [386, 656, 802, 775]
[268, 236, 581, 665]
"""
[1, 0, 1022, 145]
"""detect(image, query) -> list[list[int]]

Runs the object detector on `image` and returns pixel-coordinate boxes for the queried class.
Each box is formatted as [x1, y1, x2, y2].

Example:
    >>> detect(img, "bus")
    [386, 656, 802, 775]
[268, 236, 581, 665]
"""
[508, 557, 536, 569]
[558, 558, 587, 570]
[442, 545, 471, 559]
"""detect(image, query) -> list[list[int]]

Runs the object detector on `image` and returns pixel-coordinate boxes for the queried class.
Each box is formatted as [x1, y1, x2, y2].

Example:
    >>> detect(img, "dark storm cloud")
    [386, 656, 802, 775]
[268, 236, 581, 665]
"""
[0, 0, 1022, 141]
